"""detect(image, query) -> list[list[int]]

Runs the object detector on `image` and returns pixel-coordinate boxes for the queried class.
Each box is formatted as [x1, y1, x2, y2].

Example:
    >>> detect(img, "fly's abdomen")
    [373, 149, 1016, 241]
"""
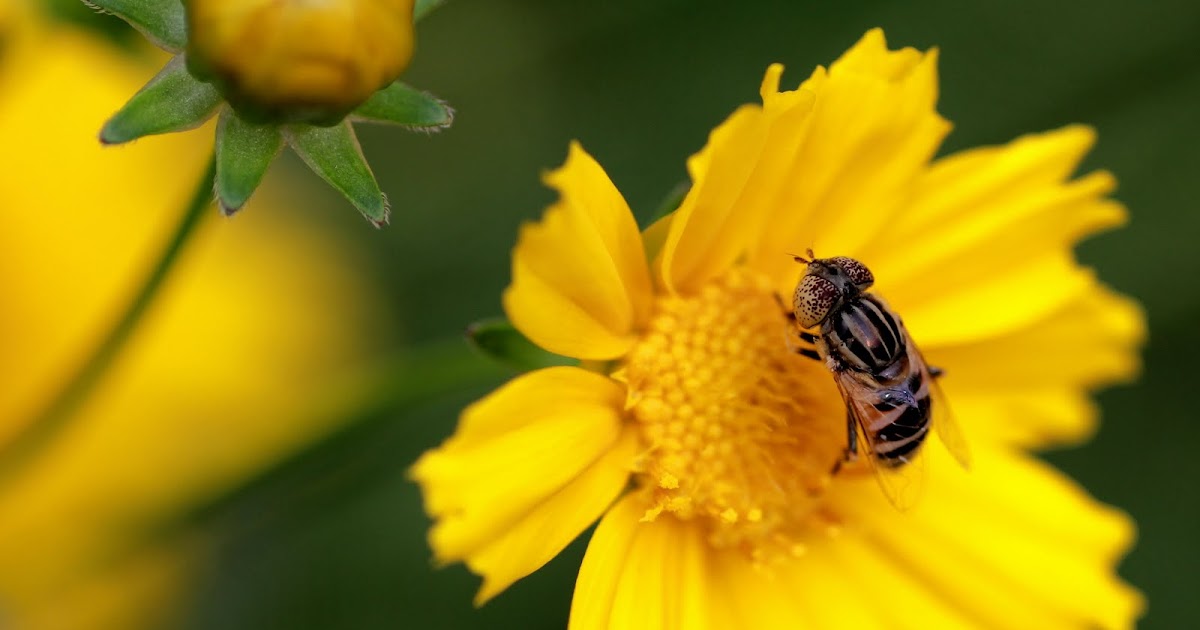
[869, 373, 931, 467]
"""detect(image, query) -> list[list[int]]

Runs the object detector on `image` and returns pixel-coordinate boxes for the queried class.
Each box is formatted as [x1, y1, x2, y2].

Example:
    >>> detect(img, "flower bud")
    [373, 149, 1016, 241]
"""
[186, 0, 415, 125]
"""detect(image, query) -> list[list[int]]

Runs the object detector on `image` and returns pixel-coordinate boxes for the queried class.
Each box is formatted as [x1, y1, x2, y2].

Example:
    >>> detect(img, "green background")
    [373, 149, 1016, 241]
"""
[63, 0, 1200, 627]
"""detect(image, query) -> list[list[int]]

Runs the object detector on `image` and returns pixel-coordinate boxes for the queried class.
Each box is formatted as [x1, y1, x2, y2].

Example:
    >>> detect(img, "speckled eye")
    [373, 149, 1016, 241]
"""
[829, 256, 874, 290]
[793, 274, 839, 328]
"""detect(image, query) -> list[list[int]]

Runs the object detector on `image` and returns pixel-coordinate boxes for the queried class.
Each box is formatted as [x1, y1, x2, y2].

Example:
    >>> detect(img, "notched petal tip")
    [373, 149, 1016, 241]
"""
[465, 429, 639, 607]
[759, 63, 786, 100]
[832, 27, 935, 85]
[507, 142, 651, 359]
[413, 368, 629, 591]
[541, 140, 592, 189]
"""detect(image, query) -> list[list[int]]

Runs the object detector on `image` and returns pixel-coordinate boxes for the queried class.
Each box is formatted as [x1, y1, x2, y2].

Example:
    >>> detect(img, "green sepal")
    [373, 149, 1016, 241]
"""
[414, 0, 447, 22]
[286, 122, 388, 226]
[352, 82, 454, 131]
[100, 55, 223, 145]
[214, 109, 284, 216]
[83, 0, 187, 52]
[465, 318, 575, 372]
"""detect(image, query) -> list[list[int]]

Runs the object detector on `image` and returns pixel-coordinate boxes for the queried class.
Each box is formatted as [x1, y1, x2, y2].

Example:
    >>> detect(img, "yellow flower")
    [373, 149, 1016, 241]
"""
[187, 0, 416, 123]
[0, 17, 378, 630]
[413, 29, 1145, 628]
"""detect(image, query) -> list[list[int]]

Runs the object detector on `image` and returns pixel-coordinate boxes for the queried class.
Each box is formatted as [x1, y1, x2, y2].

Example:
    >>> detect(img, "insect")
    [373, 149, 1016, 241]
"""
[786, 249, 970, 508]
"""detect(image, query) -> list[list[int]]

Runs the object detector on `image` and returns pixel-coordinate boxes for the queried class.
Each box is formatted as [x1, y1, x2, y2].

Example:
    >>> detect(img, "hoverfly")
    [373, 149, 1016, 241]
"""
[786, 250, 970, 508]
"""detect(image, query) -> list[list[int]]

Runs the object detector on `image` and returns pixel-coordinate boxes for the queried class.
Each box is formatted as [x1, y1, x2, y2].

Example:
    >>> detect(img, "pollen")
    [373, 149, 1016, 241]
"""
[621, 270, 848, 559]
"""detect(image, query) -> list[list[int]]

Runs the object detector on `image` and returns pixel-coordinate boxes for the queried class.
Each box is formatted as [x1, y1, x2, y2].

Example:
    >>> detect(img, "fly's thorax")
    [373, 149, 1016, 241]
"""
[820, 294, 907, 374]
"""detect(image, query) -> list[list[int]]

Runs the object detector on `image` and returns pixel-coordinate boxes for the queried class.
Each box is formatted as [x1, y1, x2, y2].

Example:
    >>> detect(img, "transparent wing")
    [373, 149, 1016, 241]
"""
[902, 327, 971, 469]
[831, 372, 927, 511]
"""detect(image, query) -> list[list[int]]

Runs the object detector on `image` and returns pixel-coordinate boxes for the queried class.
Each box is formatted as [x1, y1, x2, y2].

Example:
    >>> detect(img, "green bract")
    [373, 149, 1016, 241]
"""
[91, 0, 453, 225]
[465, 319, 575, 373]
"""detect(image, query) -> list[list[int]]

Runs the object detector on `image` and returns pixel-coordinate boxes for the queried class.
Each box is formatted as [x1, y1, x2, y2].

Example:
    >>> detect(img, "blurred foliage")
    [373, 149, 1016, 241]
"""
[27, 0, 1200, 628]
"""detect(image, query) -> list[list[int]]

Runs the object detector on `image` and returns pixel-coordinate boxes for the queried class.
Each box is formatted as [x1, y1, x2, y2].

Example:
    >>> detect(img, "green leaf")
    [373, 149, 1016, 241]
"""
[100, 55, 223, 145]
[286, 122, 389, 226]
[214, 109, 284, 216]
[414, 0, 447, 22]
[466, 318, 575, 372]
[352, 82, 454, 131]
[83, 0, 187, 52]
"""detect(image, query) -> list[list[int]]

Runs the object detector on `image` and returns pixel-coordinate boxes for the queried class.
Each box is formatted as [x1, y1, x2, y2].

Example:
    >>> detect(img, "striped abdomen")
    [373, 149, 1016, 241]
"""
[869, 372, 931, 467]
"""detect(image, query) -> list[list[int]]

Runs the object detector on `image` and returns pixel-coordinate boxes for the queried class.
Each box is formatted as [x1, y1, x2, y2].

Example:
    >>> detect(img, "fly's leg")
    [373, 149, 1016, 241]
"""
[831, 411, 859, 475]
[930, 366, 945, 378]
[775, 294, 821, 361]
[846, 412, 859, 460]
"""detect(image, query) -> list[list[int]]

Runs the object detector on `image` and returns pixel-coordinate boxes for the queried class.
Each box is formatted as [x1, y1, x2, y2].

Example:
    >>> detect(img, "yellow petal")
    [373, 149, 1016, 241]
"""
[780, 544, 890, 627]
[866, 125, 1128, 346]
[569, 451, 1140, 629]
[928, 283, 1144, 445]
[946, 388, 1099, 448]
[503, 142, 652, 360]
[827, 537, 980, 629]
[705, 547, 804, 628]
[657, 65, 817, 294]
[744, 29, 951, 291]
[412, 367, 627, 564]
[829, 444, 1143, 629]
[468, 429, 638, 606]
[569, 494, 718, 630]
[640, 211, 674, 268]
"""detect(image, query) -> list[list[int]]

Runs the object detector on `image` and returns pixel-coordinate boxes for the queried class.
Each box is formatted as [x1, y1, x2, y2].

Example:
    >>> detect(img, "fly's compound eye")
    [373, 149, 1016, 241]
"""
[828, 256, 874, 290]
[793, 274, 839, 328]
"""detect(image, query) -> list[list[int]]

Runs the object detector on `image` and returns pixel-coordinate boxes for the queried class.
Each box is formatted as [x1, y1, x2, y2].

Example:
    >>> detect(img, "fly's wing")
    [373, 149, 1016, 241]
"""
[901, 327, 971, 469]
[831, 372, 927, 511]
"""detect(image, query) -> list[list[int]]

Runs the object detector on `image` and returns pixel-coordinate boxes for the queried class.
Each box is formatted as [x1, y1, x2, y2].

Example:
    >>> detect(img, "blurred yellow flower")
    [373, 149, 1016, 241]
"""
[187, 0, 417, 123]
[0, 16, 379, 630]
[414, 29, 1145, 628]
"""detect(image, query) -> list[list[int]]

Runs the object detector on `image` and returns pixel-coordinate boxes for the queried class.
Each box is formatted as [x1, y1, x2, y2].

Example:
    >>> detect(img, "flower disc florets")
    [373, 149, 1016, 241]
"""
[621, 269, 848, 560]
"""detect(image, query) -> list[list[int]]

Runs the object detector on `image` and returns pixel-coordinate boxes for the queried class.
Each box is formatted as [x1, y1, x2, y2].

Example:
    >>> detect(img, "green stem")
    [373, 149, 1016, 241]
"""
[0, 154, 217, 480]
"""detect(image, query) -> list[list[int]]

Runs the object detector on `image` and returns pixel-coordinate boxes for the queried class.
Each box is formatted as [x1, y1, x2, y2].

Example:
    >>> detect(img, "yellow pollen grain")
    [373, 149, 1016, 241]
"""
[622, 269, 847, 561]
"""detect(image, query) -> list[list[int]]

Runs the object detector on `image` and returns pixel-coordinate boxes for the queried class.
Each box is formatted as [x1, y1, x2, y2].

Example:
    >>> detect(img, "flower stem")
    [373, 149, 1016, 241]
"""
[0, 154, 217, 480]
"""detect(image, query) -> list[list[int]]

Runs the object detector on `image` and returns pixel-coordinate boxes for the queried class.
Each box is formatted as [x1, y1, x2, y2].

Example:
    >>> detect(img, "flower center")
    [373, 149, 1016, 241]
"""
[620, 269, 848, 561]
